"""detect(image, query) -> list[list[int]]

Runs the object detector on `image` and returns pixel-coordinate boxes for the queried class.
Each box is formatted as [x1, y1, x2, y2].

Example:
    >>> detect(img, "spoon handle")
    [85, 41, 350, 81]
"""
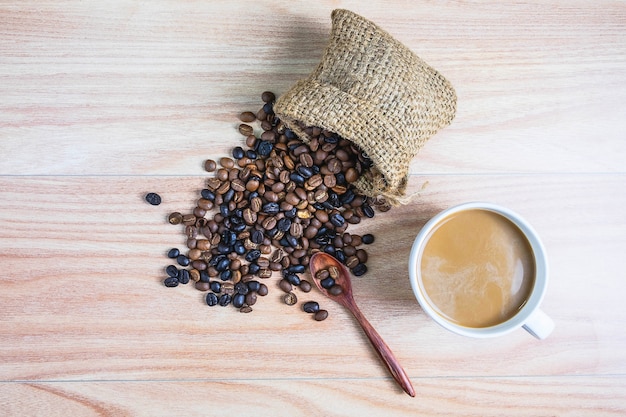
[347, 301, 416, 397]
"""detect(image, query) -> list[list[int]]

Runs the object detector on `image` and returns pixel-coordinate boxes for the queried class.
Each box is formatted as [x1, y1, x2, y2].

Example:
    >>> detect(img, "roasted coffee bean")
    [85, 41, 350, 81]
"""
[232, 293, 246, 308]
[285, 273, 301, 286]
[352, 263, 368, 276]
[206, 292, 218, 306]
[362, 233, 375, 244]
[279, 279, 292, 293]
[302, 301, 320, 314]
[329, 285, 343, 296]
[245, 291, 257, 306]
[346, 255, 360, 269]
[283, 292, 297, 306]
[204, 159, 217, 172]
[320, 277, 335, 289]
[330, 213, 345, 227]
[209, 281, 222, 293]
[145, 192, 162, 206]
[258, 268, 272, 279]
[235, 281, 249, 295]
[164, 276, 179, 287]
[239, 111, 256, 123]
[247, 280, 261, 292]
[238, 124, 254, 136]
[195, 281, 210, 291]
[178, 269, 190, 284]
[315, 269, 329, 280]
[190, 269, 201, 282]
[168, 212, 183, 225]
[261, 91, 276, 103]
[218, 293, 232, 306]
[314, 310, 329, 321]
[257, 283, 268, 296]
[166, 265, 179, 277]
[299, 280, 312, 292]
[245, 249, 261, 262]
[167, 248, 180, 258]
[257, 140, 273, 157]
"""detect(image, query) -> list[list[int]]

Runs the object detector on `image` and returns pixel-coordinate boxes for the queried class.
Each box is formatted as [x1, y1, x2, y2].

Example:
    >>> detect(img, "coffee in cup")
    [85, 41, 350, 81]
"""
[409, 202, 554, 339]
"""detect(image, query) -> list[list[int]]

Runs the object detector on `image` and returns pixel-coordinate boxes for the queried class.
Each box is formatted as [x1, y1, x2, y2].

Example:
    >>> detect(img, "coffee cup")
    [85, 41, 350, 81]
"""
[408, 202, 554, 339]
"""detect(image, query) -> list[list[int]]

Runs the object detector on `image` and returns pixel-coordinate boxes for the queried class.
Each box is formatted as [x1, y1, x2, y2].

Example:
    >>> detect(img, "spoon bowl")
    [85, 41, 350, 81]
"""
[309, 252, 415, 397]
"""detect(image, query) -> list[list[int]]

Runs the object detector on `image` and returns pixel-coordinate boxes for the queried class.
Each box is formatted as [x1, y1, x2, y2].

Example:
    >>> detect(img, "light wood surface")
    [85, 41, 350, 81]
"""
[1, 1, 625, 415]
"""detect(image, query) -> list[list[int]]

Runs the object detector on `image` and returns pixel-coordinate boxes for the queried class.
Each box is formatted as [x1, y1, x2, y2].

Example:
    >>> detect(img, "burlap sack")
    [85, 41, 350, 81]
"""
[274, 9, 456, 205]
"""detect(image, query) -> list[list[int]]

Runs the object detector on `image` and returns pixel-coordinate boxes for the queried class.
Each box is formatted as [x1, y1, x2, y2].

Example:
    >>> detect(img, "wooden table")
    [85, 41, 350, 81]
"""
[1, 1, 625, 415]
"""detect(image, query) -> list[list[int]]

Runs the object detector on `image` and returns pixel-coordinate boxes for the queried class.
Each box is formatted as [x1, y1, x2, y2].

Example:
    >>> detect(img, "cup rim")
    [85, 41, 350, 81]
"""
[408, 202, 549, 338]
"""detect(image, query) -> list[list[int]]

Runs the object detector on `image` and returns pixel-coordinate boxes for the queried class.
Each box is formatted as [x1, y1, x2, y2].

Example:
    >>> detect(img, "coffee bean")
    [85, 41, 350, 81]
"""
[206, 292, 219, 306]
[279, 279, 292, 293]
[283, 292, 297, 306]
[160, 92, 393, 318]
[178, 269, 190, 284]
[232, 293, 246, 308]
[352, 263, 368, 276]
[261, 91, 276, 103]
[166, 265, 179, 277]
[314, 310, 329, 321]
[329, 285, 343, 296]
[299, 279, 312, 293]
[320, 277, 335, 289]
[168, 212, 183, 225]
[239, 111, 256, 123]
[195, 281, 210, 291]
[362, 233, 375, 244]
[145, 192, 161, 206]
[257, 283, 268, 296]
[302, 301, 320, 313]
[218, 294, 232, 306]
[245, 292, 257, 306]
[164, 277, 179, 287]
[167, 248, 180, 258]
[238, 124, 254, 136]
[204, 159, 217, 172]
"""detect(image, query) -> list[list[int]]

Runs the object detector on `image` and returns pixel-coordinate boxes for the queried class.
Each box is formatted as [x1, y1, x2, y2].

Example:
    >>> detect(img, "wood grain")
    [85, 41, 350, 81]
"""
[1, 1, 625, 415]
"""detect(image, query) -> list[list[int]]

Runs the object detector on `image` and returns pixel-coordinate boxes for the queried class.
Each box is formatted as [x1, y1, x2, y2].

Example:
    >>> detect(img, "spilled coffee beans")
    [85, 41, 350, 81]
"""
[159, 91, 391, 322]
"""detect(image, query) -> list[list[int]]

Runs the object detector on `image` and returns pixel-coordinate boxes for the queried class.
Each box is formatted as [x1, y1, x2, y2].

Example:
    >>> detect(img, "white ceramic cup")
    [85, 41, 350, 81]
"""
[408, 202, 554, 339]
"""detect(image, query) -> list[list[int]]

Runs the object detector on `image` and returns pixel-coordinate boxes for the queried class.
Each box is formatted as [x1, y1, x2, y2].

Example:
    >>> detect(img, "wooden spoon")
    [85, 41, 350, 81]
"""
[309, 252, 416, 397]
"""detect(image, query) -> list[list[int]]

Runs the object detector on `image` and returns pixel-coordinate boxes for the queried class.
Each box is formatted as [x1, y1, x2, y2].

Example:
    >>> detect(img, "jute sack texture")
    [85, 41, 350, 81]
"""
[274, 9, 456, 205]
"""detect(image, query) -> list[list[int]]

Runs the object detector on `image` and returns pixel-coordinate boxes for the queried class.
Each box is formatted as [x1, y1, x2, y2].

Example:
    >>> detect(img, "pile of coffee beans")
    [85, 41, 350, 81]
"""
[161, 91, 391, 320]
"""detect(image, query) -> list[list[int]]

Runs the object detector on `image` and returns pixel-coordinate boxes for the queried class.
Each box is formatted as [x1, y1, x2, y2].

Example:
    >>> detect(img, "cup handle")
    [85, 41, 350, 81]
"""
[522, 308, 555, 339]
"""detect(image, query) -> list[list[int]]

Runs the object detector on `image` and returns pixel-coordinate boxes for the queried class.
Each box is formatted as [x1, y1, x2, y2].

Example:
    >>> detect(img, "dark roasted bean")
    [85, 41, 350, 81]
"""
[166, 265, 179, 277]
[261, 91, 276, 103]
[209, 281, 221, 293]
[178, 269, 190, 284]
[351, 263, 368, 276]
[218, 294, 232, 306]
[247, 280, 261, 292]
[164, 277, 179, 287]
[235, 281, 249, 295]
[232, 293, 246, 308]
[303, 301, 320, 314]
[145, 192, 162, 206]
[320, 277, 335, 289]
[167, 248, 180, 258]
[206, 292, 219, 306]
[362, 233, 375, 244]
